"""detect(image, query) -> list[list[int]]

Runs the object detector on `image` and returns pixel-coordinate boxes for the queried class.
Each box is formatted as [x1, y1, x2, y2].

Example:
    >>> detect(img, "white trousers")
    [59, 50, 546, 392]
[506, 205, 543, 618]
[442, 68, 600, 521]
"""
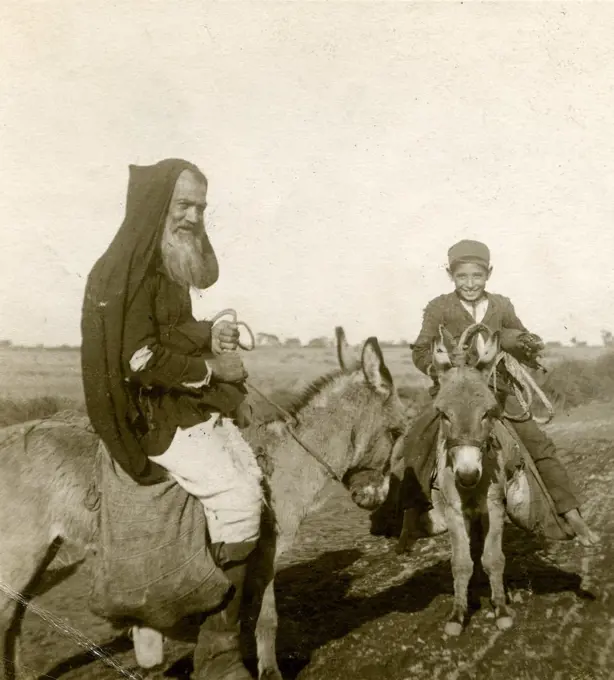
[149, 414, 263, 544]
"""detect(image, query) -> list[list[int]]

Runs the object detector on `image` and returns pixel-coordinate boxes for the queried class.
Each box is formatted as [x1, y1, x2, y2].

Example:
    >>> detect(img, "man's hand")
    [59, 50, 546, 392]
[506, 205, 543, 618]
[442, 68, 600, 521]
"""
[211, 321, 240, 355]
[208, 352, 248, 384]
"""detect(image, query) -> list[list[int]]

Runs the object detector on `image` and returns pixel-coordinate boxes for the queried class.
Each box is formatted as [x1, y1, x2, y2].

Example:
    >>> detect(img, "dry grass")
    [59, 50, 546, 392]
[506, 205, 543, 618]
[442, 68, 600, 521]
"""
[0, 345, 612, 426]
[538, 349, 614, 409]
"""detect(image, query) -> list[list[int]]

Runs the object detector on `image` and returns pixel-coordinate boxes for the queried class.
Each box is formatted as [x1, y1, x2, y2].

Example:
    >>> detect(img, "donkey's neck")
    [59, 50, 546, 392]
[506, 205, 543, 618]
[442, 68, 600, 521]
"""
[265, 373, 363, 522]
[290, 372, 362, 476]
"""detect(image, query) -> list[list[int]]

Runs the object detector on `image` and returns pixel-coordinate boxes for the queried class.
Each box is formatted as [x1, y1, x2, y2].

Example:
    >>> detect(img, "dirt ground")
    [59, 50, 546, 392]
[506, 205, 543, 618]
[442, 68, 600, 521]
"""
[17, 401, 614, 680]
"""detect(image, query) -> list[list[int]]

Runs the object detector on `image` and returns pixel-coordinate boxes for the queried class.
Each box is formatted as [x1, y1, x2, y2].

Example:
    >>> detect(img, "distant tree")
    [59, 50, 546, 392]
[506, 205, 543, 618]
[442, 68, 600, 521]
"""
[307, 337, 332, 349]
[545, 340, 563, 349]
[601, 329, 613, 347]
[284, 337, 302, 348]
[0, 339, 12, 349]
[256, 333, 281, 347]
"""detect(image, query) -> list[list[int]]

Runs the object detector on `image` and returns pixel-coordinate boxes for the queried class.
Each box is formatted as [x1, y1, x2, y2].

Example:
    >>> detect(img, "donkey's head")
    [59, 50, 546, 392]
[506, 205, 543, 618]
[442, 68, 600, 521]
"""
[431, 323, 501, 489]
[333, 327, 407, 510]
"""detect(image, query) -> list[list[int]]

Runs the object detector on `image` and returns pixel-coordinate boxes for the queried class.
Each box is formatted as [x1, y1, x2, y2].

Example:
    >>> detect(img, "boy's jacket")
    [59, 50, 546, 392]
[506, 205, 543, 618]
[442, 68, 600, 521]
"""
[411, 292, 529, 376]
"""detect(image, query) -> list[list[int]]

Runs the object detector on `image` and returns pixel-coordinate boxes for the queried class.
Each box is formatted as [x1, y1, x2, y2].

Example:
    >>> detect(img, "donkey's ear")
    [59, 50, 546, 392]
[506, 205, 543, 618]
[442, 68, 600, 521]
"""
[336, 326, 360, 374]
[432, 325, 453, 373]
[475, 330, 500, 374]
[361, 337, 394, 398]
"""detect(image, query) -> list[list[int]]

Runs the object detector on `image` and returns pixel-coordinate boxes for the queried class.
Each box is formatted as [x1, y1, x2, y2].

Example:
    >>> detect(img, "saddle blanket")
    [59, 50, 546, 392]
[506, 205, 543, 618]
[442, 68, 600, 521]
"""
[89, 441, 232, 630]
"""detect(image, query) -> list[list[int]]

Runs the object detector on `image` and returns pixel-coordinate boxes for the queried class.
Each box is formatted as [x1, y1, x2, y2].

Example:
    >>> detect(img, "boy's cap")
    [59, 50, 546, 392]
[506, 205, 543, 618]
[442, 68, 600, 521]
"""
[448, 239, 490, 269]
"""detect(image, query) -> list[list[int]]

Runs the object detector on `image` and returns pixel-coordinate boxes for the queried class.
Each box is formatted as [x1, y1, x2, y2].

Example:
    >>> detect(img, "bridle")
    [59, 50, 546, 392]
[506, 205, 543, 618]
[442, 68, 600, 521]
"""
[445, 437, 490, 451]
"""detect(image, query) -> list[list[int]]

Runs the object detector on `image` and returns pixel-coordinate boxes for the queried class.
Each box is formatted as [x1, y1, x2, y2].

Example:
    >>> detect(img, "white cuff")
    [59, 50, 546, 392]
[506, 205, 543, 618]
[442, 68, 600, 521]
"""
[182, 361, 212, 389]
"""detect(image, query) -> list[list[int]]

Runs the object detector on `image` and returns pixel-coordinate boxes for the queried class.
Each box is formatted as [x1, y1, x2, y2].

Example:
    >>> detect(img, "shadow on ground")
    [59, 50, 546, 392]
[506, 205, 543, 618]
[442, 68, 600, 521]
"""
[36, 635, 134, 680]
[159, 529, 588, 680]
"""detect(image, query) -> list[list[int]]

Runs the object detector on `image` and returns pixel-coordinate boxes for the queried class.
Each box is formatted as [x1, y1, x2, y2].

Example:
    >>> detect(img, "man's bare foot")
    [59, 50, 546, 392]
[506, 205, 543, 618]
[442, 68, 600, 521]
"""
[563, 509, 601, 547]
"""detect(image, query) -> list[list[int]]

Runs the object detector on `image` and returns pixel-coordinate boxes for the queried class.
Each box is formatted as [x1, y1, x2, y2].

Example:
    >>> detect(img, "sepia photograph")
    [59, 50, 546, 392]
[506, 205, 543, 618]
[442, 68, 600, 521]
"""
[0, 1, 613, 678]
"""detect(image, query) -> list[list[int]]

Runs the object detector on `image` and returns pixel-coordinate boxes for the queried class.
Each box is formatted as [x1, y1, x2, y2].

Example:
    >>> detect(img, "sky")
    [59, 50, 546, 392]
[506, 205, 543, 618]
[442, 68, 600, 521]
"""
[2, 1, 614, 347]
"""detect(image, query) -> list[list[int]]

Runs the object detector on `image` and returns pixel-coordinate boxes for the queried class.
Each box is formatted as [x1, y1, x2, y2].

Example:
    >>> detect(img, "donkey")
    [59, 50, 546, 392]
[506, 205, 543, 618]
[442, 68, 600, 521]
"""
[426, 323, 515, 637]
[0, 332, 407, 680]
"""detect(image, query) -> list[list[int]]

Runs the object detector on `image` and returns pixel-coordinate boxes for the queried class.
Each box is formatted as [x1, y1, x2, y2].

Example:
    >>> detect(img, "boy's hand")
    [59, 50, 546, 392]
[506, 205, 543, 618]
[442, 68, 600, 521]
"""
[501, 330, 545, 370]
[208, 352, 248, 383]
[211, 321, 240, 355]
[517, 332, 545, 354]
[517, 332, 546, 369]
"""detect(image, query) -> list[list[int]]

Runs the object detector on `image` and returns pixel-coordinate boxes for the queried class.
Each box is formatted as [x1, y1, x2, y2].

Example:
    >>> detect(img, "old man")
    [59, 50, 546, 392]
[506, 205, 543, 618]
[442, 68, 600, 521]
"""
[81, 158, 261, 679]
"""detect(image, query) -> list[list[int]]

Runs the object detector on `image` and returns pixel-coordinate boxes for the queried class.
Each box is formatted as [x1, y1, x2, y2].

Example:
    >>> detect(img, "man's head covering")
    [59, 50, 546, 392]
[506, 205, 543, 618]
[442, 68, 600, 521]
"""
[447, 239, 491, 271]
[81, 159, 218, 482]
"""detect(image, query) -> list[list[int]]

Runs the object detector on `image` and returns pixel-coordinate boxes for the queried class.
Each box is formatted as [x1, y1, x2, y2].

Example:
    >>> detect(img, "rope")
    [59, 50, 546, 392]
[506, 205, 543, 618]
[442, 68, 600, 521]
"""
[212, 309, 344, 483]
[245, 382, 343, 483]
[493, 352, 555, 425]
[209, 308, 256, 351]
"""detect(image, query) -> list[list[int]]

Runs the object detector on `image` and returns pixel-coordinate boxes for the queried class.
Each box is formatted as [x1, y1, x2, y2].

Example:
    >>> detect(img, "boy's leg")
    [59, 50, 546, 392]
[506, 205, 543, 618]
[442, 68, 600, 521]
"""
[508, 415, 599, 546]
[150, 414, 263, 680]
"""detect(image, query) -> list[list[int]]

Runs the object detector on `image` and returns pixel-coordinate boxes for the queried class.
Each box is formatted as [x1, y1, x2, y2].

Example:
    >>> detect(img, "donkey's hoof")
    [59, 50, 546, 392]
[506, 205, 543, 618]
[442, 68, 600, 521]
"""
[444, 620, 463, 636]
[496, 615, 514, 631]
[494, 604, 514, 631]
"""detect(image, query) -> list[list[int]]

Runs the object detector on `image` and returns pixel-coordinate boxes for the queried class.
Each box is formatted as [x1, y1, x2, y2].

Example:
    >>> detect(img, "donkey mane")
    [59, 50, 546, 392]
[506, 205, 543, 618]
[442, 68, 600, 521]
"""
[438, 368, 496, 404]
[276, 369, 349, 419]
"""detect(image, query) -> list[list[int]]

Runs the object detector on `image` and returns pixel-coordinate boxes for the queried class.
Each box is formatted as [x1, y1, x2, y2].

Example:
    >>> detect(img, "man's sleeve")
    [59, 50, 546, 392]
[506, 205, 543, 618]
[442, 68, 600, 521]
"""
[158, 320, 214, 355]
[412, 299, 444, 375]
[122, 279, 212, 389]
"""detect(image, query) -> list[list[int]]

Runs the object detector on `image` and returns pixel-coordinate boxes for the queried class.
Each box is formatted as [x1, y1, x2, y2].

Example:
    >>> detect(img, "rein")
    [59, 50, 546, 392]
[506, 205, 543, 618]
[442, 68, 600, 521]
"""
[491, 352, 555, 425]
[210, 309, 344, 484]
[452, 322, 554, 425]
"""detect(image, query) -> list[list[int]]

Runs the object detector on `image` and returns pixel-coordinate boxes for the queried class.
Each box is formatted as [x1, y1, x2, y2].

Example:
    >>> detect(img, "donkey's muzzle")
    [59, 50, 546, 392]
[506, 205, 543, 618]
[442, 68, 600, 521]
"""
[449, 443, 483, 489]
[347, 471, 390, 510]
[455, 468, 481, 489]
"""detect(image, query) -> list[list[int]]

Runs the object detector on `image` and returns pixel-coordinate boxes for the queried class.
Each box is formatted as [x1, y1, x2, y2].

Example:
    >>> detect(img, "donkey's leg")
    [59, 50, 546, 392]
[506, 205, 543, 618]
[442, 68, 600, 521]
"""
[0, 533, 59, 680]
[255, 580, 283, 680]
[481, 501, 514, 631]
[250, 523, 283, 680]
[444, 507, 473, 637]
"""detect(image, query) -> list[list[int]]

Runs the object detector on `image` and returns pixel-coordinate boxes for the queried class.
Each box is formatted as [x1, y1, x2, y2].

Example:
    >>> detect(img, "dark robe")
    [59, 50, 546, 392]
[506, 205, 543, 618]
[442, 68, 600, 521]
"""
[81, 159, 244, 483]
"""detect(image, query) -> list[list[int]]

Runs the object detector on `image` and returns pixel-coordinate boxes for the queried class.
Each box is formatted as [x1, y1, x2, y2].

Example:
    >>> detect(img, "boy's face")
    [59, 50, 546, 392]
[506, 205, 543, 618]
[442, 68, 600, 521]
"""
[447, 261, 491, 302]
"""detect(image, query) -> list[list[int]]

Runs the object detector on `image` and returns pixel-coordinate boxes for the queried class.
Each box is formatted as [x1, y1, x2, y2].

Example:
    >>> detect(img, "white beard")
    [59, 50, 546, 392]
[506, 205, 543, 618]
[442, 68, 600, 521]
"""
[160, 223, 212, 289]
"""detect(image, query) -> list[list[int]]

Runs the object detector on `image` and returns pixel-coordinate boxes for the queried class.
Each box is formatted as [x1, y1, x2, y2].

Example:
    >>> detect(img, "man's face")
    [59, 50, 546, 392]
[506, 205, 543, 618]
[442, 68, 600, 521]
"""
[166, 170, 208, 237]
[448, 262, 491, 302]
[160, 169, 218, 289]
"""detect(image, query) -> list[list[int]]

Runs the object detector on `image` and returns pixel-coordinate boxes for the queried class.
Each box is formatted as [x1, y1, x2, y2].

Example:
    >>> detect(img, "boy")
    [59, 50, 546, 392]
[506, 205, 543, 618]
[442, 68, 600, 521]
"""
[400, 239, 599, 547]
